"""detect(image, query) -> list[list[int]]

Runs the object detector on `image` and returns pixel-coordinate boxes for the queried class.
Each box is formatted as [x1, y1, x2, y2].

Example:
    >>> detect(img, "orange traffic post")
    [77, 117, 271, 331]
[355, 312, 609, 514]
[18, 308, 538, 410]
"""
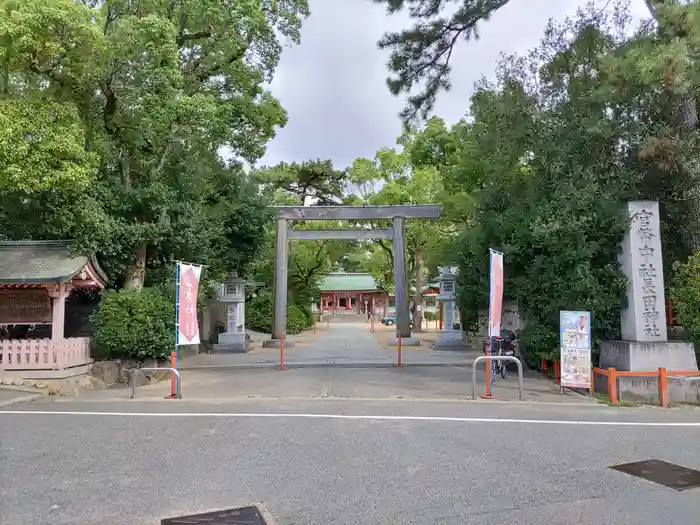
[553, 361, 561, 384]
[280, 335, 286, 371]
[607, 367, 618, 405]
[169, 351, 176, 398]
[482, 361, 493, 398]
[397, 334, 402, 367]
[658, 367, 669, 408]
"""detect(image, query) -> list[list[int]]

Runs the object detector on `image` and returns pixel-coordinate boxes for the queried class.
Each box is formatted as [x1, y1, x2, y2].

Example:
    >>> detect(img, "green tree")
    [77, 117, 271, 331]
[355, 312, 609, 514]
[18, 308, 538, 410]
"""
[374, 1, 686, 119]
[1, 0, 309, 287]
[348, 121, 454, 331]
[254, 159, 349, 205]
[670, 253, 700, 361]
[451, 9, 643, 363]
[0, 100, 98, 193]
[250, 160, 353, 305]
[376, 0, 700, 255]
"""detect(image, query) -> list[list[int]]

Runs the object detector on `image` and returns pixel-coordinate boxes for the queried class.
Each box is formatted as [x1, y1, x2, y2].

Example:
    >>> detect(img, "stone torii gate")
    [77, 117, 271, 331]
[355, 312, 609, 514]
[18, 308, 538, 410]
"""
[262, 205, 442, 348]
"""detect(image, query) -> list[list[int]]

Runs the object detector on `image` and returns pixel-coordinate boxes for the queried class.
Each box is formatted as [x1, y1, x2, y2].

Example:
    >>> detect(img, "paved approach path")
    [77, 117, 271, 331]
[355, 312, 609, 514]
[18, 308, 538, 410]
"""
[1, 397, 699, 524]
[183, 313, 476, 369]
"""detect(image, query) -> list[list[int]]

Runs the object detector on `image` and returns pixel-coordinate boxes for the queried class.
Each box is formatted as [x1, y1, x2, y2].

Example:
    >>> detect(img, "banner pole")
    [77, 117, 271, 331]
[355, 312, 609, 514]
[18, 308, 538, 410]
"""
[171, 262, 181, 398]
[482, 250, 494, 398]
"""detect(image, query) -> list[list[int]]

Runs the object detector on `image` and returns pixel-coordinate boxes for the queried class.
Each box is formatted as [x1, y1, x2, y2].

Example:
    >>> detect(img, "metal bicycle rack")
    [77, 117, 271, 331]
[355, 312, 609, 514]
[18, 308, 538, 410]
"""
[471, 355, 524, 401]
[130, 367, 181, 399]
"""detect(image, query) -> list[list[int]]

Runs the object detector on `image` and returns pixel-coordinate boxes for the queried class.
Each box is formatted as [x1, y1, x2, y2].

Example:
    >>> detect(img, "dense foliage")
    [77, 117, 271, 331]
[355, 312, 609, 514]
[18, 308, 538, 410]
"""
[0, 0, 309, 352]
[90, 287, 174, 360]
[0, 0, 308, 287]
[670, 254, 700, 358]
[246, 294, 313, 335]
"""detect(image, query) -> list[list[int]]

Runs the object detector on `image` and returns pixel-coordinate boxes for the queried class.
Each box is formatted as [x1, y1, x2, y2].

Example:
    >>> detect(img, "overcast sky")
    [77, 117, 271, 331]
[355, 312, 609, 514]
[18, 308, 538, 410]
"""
[258, 0, 651, 170]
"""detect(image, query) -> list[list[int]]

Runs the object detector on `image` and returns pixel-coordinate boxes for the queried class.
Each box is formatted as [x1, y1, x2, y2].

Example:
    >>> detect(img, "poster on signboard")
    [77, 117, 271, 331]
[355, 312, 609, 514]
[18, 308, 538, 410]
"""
[177, 262, 202, 346]
[560, 310, 591, 349]
[488, 250, 504, 338]
[559, 310, 591, 389]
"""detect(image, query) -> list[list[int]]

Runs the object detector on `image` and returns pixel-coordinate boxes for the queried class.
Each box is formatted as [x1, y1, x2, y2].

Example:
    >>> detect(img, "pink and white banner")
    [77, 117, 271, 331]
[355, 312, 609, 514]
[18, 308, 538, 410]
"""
[177, 262, 202, 346]
[488, 250, 504, 338]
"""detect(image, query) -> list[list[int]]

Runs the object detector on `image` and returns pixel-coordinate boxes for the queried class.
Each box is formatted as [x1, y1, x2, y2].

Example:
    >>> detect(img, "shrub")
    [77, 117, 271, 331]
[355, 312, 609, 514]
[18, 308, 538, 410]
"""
[91, 287, 175, 361]
[246, 294, 313, 335]
[424, 310, 439, 322]
[670, 253, 700, 360]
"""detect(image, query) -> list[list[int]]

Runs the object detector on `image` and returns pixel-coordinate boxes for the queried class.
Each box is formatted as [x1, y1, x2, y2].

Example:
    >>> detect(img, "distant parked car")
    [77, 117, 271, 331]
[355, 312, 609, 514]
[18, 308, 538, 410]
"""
[380, 315, 412, 327]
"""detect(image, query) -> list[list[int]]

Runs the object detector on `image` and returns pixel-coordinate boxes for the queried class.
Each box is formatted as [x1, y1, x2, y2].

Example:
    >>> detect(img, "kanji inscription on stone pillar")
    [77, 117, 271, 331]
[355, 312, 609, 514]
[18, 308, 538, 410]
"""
[619, 201, 667, 342]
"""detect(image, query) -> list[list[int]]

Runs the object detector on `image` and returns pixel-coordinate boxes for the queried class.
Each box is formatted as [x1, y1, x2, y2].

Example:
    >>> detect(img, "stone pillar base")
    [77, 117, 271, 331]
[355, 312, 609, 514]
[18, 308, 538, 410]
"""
[599, 340, 698, 372]
[432, 330, 466, 350]
[389, 336, 421, 347]
[598, 340, 699, 404]
[262, 339, 296, 349]
[212, 333, 250, 353]
[211, 342, 251, 354]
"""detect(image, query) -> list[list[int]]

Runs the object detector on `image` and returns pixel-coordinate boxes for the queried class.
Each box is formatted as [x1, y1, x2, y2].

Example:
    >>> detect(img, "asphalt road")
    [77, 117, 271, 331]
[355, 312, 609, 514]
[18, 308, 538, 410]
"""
[1, 398, 699, 525]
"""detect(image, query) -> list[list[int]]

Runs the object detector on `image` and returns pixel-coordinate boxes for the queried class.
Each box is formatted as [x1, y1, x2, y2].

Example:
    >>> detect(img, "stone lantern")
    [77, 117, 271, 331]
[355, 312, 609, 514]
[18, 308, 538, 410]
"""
[213, 271, 249, 353]
[433, 266, 463, 348]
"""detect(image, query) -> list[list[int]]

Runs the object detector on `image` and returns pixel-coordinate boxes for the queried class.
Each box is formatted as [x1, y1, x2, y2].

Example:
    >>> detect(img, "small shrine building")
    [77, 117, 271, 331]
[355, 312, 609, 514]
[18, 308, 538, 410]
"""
[0, 241, 107, 378]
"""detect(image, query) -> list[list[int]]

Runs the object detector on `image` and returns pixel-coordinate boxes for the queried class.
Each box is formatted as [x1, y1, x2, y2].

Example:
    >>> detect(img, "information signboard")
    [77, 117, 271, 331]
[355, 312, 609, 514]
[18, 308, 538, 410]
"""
[560, 311, 592, 389]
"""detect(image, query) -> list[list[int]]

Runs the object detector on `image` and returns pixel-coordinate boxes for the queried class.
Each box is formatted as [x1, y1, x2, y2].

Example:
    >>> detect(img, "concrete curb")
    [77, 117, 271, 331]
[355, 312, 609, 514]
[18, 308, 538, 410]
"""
[51, 394, 604, 408]
[0, 393, 43, 407]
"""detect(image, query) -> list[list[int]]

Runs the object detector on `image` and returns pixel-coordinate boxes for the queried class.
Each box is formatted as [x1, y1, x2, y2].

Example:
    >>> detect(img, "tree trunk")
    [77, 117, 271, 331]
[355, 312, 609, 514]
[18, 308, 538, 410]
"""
[412, 252, 424, 333]
[123, 244, 147, 290]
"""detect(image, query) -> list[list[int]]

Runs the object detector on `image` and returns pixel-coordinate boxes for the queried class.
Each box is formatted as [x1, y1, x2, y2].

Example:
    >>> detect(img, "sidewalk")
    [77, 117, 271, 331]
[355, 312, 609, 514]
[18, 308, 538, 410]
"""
[73, 365, 592, 404]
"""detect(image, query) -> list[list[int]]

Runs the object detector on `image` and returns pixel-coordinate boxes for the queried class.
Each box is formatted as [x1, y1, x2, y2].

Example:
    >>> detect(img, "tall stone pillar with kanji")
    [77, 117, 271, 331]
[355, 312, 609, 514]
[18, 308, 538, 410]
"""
[600, 201, 697, 401]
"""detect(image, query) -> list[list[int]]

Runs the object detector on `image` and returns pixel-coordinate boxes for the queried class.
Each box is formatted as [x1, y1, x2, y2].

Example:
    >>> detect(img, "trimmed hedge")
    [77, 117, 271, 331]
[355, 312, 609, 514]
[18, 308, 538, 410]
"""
[246, 294, 312, 335]
[90, 287, 175, 360]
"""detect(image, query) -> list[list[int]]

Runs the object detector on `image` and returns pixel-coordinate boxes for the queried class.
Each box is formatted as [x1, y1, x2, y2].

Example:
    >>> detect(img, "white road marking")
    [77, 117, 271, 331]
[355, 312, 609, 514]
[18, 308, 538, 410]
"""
[0, 410, 699, 427]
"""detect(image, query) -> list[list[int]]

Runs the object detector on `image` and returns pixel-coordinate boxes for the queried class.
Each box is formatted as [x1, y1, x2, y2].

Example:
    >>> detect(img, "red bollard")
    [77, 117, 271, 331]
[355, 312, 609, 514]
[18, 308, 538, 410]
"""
[280, 335, 285, 371]
[396, 334, 402, 367]
[481, 361, 493, 398]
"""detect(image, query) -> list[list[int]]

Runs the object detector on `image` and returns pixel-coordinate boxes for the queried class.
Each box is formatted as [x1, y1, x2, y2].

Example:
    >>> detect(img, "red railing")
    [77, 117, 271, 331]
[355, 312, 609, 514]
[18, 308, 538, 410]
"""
[592, 367, 699, 408]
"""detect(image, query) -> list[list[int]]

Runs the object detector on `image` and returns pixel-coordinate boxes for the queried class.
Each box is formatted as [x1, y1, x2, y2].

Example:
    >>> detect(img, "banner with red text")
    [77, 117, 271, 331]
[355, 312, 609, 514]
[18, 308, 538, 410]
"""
[176, 262, 202, 346]
[488, 249, 504, 338]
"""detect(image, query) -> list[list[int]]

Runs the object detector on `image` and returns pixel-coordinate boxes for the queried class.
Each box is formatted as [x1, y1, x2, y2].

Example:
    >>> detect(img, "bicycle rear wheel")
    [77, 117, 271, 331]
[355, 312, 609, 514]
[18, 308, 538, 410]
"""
[498, 349, 508, 379]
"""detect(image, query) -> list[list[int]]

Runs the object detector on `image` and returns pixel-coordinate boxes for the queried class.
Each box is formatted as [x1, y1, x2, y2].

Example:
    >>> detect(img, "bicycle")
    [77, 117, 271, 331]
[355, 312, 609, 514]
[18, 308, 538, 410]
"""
[492, 345, 508, 381]
[487, 337, 509, 384]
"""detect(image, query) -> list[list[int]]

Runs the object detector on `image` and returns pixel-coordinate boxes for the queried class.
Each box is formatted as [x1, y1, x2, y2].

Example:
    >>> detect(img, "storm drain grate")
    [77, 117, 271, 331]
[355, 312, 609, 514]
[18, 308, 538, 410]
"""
[162, 505, 269, 524]
[609, 459, 700, 491]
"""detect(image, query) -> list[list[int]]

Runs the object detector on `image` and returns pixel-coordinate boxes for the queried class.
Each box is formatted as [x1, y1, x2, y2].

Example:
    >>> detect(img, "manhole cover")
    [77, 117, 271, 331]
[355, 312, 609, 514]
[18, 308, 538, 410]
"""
[609, 459, 700, 491]
[162, 505, 269, 524]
